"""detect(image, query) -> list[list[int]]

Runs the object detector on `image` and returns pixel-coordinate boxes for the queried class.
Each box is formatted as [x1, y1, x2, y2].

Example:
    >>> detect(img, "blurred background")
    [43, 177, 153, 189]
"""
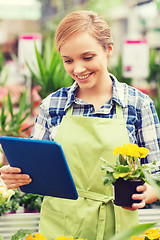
[0, 0, 160, 159]
[0, 0, 160, 221]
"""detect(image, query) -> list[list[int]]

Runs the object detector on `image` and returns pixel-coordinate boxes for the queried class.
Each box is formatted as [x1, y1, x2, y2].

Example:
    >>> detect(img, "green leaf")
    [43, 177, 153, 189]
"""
[143, 169, 160, 199]
[116, 165, 131, 173]
[113, 172, 130, 179]
[44, 37, 52, 69]
[7, 92, 13, 119]
[109, 222, 157, 240]
[11, 229, 33, 240]
[26, 61, 43, 87]
[0, 235, 3, 240]
[35, 43, 46, 83]
[16, 91, 28, 123]
[103, 175, 115, 186]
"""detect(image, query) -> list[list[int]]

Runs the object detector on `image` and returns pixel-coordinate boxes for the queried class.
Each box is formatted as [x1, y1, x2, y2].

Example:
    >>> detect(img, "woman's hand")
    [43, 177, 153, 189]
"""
[123, 183, 159, 211]
[0, 165, 32, 189]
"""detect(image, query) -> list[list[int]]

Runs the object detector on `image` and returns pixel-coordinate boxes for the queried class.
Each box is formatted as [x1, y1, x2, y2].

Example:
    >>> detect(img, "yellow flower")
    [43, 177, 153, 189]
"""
[138, 147, 149, 158]
[25, 234, 34, 240]
[132, 236, 145, 240]
[143, 227, 159, 235]
[113, 146, 123, 156]
[25, 233, 47, 240]
[34, 233, 47, 240]
[142, 228, 160, 239]
[113, 144, 149, 159]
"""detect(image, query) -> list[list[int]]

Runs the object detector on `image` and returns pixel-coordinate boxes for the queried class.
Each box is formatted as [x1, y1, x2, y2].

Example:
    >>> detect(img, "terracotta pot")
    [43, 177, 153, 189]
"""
[113, 178, 145, 207]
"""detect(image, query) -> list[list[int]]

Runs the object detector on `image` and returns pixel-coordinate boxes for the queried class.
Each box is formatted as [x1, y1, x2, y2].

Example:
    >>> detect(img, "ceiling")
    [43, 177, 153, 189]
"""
[0, 0, 41, 20]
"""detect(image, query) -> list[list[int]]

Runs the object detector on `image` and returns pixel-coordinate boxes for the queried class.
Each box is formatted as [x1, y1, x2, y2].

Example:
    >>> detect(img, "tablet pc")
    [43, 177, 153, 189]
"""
[0, 136, 78, 200]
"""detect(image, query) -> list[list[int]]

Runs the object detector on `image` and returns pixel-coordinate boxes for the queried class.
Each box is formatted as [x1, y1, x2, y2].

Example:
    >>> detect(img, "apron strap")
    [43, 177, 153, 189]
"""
[77, 188, 113, 203]
[116, 104, 123, 119]
[66, 105, 73, 116]
[78, 189, 113, 240]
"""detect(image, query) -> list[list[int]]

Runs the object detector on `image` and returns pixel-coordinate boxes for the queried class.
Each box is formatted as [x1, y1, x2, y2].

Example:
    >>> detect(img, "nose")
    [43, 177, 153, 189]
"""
[74, 66, 86, 74]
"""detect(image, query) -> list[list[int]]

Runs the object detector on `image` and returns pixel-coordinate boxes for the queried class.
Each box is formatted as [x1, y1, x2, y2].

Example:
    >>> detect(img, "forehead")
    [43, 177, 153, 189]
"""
[60, 31, 104, 56]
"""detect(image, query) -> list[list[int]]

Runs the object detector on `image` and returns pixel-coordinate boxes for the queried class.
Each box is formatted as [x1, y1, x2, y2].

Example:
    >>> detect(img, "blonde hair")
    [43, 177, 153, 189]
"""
[55, 10, 113, 52]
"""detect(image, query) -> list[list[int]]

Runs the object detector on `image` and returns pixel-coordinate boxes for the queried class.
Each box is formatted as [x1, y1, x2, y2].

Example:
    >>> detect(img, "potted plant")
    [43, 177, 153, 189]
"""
[19, 193, 44, 213]
[101, 143, 160, 207]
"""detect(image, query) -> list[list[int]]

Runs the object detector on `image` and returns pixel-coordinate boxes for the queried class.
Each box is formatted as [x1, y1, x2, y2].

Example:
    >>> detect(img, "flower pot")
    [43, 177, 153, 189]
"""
[113, 178, 145, 207]
[24, 208, 39, 213]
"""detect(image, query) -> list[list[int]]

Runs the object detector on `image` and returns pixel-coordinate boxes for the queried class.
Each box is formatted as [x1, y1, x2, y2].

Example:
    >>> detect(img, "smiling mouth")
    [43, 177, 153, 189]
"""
[75, 73, 93, 80]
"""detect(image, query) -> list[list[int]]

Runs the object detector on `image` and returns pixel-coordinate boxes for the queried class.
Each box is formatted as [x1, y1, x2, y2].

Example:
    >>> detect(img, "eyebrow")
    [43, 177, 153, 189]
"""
[61, 51, 96, 58]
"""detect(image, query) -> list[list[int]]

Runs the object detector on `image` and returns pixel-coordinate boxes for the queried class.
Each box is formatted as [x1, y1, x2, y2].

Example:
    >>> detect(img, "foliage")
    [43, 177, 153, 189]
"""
[27, 38, 73, 99]
[109, 223, 157, 240]
[11, 230, 33, 240]
[151, 80, 160, 121]
[146, 49, 160, 84]
[101, 144, 160, 186]
[108, 55, 132, 85]
[0, 50, 8, 86]
[9, 189, 24, 213]
[0, 51, 4, 73]
[87, 0, 123, 14]
[0, 89, 35, 137]
[0, 180, 15, 216]
[0, 187, 43, 216]
[19, 193, 44, 212]
[0, 230, 88, 240]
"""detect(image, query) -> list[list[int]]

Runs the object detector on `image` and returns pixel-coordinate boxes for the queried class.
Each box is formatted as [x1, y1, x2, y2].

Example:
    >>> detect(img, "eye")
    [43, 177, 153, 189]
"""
[64, 59, 73, 63]
[84, 56, 93, 61]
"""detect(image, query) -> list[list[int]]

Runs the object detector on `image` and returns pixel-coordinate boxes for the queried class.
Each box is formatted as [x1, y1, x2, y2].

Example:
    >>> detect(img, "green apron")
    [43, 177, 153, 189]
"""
[39, 104, 139, 240]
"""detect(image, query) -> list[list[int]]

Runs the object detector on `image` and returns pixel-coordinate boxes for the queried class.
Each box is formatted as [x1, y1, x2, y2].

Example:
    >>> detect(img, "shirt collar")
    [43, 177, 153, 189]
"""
[110, 74, 127, 108]
[64, 74, 127, 111]
[64, 81, 78, 111]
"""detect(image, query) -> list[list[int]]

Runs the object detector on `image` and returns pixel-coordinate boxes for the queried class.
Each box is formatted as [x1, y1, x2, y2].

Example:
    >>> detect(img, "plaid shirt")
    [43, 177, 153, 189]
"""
[31, 74, 160, 164]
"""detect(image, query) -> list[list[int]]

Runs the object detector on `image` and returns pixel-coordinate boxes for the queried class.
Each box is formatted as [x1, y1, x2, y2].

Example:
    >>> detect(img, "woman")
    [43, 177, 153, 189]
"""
[0, 10, 160, 240]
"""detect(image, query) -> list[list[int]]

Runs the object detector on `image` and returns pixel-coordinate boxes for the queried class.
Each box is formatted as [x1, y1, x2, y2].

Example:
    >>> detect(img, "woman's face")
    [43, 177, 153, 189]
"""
[60, 31, 113, 91]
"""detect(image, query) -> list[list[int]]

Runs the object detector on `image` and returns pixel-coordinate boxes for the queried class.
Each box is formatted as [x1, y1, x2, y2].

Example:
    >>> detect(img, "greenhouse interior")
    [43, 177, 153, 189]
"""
[1, 0, 160, 239]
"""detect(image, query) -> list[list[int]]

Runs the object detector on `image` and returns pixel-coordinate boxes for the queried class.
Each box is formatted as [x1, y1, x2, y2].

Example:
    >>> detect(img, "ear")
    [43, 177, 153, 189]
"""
[106, 44, 113, 58]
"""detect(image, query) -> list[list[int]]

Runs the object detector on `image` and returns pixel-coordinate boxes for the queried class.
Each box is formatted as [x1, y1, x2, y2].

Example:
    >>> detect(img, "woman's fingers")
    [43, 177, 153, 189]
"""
[132, 200, 146, 209]
[2, 179, 32, 189]
[0, 165, 21, 173]
[0, 165, 32, 189]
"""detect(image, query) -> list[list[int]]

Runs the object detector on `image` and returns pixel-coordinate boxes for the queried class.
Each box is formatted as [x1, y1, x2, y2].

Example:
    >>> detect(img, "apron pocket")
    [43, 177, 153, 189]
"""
[39, 204, 66, 239]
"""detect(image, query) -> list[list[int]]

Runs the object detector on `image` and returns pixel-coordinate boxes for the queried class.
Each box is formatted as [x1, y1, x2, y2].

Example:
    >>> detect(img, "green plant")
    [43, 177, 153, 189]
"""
[146, 49, 160, 84]
[27, 38, 73, 99]
[101, 143, 160, 186]
[19, 193, 44, 212]
[0, 50, 5, 74]
[109, 223, 157, 240]
[151, 80, 160, 121]
[108, 55, 132, 85]
[0, 89, 35, 137]
[0, 51, 8, 86]
[9, 189, 24, 213]
[0, 181, 15, 216]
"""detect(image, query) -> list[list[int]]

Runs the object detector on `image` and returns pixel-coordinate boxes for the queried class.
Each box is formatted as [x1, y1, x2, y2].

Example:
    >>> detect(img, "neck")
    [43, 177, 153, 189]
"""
[76, 75, 113, 111]
[77, 74, 112, 98]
